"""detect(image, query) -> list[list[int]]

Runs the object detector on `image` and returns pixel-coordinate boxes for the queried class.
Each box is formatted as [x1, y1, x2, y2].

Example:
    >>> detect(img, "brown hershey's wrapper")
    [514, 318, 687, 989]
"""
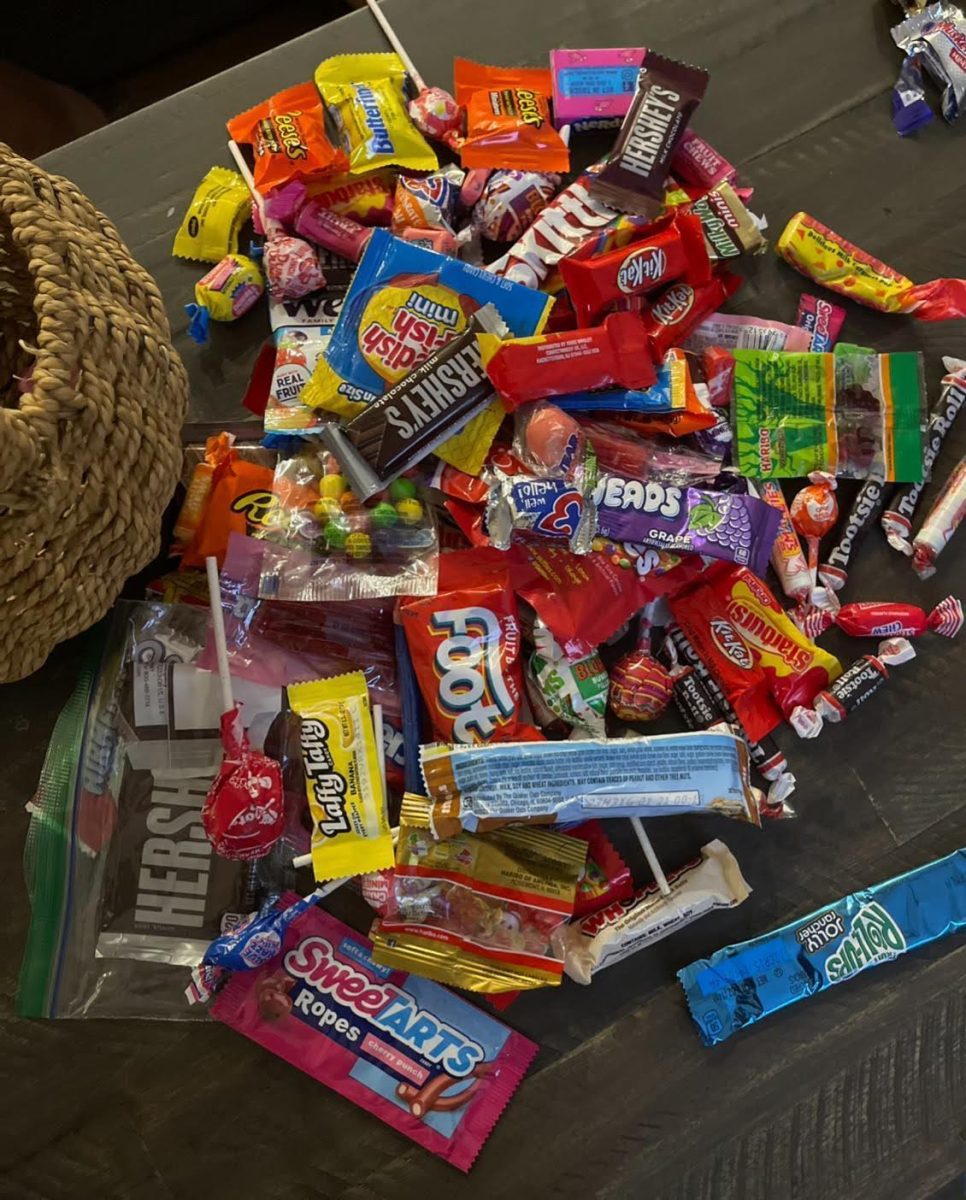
[592, 52, 709, 215]
[690, 181, 765, 261]
[322, 304, 506, 498]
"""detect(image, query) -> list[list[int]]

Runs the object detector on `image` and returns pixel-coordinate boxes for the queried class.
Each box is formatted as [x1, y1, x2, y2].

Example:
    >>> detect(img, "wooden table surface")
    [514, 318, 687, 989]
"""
[2, 2, 964, 1197]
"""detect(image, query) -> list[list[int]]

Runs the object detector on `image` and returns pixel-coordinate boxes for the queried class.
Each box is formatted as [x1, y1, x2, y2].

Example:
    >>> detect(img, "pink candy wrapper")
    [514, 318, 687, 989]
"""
[795, 293, 846, 352]
[671, 130, 737, 189]
[211, 900, 537, 1171]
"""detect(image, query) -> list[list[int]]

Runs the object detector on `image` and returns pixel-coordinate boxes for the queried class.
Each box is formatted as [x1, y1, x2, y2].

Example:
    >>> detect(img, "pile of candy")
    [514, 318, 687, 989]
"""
[17, 10, 966, 1175]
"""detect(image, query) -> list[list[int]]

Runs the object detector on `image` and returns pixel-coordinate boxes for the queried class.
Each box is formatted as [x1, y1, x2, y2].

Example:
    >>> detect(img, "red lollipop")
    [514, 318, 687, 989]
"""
[201, 558, 284, 861]
[790, 471, 838, 598]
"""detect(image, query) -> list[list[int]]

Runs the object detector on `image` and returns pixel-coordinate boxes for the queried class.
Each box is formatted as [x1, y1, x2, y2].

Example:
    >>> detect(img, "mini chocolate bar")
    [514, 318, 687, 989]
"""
[689, 182, 764, 261]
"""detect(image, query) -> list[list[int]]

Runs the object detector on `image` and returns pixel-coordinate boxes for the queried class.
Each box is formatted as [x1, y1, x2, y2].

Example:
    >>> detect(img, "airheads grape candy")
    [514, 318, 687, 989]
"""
[592, 475, 782, 578]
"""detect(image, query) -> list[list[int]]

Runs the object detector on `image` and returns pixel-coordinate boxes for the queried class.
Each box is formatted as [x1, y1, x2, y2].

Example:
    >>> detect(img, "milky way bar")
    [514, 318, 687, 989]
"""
[592, 52, 709, 215]
[321, 305, 506, 499]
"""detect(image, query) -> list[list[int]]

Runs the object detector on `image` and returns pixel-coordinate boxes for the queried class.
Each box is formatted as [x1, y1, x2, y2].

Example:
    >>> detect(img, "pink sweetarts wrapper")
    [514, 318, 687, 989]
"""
[210, 898, 537, 1172]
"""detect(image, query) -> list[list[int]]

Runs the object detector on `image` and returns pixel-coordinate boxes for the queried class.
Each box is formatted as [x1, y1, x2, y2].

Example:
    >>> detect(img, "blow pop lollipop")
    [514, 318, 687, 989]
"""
[790, 471, 838, 605]
[364, 0, 462, 143]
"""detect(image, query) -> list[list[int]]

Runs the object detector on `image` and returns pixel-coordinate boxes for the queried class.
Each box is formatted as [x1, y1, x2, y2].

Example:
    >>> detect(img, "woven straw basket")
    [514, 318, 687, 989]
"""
[0, 143, 188, 682]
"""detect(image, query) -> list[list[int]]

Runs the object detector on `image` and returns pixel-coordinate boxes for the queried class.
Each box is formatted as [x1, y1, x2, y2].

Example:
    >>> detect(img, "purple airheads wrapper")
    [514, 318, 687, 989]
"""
[592, 474, 782, 576]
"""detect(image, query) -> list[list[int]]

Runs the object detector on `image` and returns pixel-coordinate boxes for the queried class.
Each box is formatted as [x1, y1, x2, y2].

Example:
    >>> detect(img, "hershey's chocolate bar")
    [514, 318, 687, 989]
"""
[592, 52, 709, 215]
[322, 305, 505, 499]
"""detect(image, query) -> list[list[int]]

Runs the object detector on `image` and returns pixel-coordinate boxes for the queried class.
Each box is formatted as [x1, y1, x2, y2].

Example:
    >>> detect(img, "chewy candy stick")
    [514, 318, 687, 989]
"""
[911, 453, 966, 579]
[678, 848, 966, 1046]
[777, 211, 966, 320]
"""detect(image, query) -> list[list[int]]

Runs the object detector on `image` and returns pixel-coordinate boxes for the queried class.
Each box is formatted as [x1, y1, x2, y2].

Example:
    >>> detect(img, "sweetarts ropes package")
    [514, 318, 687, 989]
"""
[210, 898, 537, 1170]
[318, 229, 552, 399]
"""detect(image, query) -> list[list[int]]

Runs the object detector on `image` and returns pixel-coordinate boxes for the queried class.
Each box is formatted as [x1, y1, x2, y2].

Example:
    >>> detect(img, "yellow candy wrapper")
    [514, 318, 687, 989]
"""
[172, 166, 252, 263]
[369, 795, 586, 992]
[305, 168, 396, 226]
[288, 673, 393, 881]
[315, 52, 438, 176]
[186, 253, 264, 344]
[776, 211, 966, 321]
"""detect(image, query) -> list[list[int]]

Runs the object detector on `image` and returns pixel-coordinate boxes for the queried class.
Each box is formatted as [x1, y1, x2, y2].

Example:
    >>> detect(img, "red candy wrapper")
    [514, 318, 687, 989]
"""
[483, 311, 657, 408]
[797, 596, 964, 642]
[560, 212, 711, 327]
[642, 272, 741, 361]
[202, 707, 284, 860]
[399, 549, 541, 744]
[566, 822, 634, 919]
[210, 898, 537, 1172]
[669, 576, 783, 743]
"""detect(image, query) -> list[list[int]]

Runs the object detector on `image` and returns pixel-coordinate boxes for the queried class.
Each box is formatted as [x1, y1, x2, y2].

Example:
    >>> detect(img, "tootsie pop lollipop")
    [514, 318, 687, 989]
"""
[790, 471, 838, 604]
[364, 0, 462, 142]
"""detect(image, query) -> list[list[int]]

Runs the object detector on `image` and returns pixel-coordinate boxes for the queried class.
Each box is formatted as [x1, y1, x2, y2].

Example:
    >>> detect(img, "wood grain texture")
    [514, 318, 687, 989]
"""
[0, 0, 964, 1197]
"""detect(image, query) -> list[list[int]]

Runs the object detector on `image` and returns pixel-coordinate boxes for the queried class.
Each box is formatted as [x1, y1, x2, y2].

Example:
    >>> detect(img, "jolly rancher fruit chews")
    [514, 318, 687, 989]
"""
[591, 52, 710, 216]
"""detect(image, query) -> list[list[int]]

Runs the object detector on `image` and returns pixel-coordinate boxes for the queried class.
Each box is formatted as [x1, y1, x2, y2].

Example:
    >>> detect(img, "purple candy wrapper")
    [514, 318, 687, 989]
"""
[593, 475, 781, 576]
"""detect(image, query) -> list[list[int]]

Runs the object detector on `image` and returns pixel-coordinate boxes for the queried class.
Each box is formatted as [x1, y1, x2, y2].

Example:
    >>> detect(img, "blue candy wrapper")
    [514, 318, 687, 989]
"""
[678, 848, 965, 1046]
[322, 228, 552, 396]
[553, 367, 678, 415]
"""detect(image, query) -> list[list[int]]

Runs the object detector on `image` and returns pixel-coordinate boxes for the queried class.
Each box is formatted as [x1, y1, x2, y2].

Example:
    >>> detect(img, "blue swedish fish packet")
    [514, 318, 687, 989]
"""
[322, 228, 553, 396]
[678, 848, 965, 1046]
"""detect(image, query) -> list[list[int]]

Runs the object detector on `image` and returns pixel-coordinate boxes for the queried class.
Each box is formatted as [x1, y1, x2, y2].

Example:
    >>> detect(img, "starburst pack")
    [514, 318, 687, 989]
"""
[592, 473, 782, 578]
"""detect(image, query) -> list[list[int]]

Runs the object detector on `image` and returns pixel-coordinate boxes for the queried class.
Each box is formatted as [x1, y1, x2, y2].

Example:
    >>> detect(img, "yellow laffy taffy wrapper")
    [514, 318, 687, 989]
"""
[287, 673, 393, 881]
[369, 795, 586, 992]
[172, 166, 251, 263]
[315, 53, 438, 176]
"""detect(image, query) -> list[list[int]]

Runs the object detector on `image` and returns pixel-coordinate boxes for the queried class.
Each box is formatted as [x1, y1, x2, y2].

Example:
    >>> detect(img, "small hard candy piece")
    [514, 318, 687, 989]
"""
[408, 86, 462, 140]
[346, 531, 373, 559]
[263, 234, 325, 300]
[395, 497, 424, 525]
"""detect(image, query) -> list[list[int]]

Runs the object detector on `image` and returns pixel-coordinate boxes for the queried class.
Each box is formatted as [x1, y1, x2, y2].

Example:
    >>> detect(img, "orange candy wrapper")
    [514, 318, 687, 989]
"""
[180, 453, 280, 568]
[228, 83, 347, 195]
[453, 59, 570, 173]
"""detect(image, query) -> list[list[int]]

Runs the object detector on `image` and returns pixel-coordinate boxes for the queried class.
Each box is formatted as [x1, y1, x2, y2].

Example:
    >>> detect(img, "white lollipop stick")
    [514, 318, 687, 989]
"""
[205, 556, 234, 716]
[631, 817, 670, 896]
[293, 824, 400, 870]
[227, 138, 270, 228]
[364, 0, 425, 90]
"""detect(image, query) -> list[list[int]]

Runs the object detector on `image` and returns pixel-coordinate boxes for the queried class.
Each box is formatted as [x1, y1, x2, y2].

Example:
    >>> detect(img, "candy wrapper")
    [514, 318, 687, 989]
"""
[319, 228, 551, 398]
[684, 313, 811, 353]
[236, 453, 438, 601]
[689, 181, 765, 261]
[172, 166, 251, 263]
[892, 2, 966, 124]
[287, 674, 392, 880]
[678, 849, 965, 1046]
[482, 312, 656, 406]
[202, 705, 284, 861]
[732, 347, 926, 480]
[549, 47, 647, 131]
[186, 253, 264, 344]
[262, 235, 325, 302]
[399, 549, 540, 745]
[295, 201, 374, 261]
[560, 212, 710, 327]
[777, 211, 966, 321]
[641, 272, 741, 362]
[369, 795, 585, 992]
[227, 83, 347, 193]
[421, 728, 762, 837]
[593, 474, 780, 577]
[680, 563, 842, 724]
[673, 131, 737, 189]
[472, 169, 561, 243]
[392, 169, 462, 233]
[322, 306, 507, 500]
[796, 596, 963, 642]
[795, 294, 846, 352]
[553, 364, 681, 419]
[555, 841, 751, 985]
[180, 451, 279, 569]
[315, 53, 437, 175]
[911, 453, 966, 578]
[817, 475, 892, 592]
[172, 433, 236, 556]
[753, 481, 811, 604]
[210, 899, 537, 1170]
[304, 169, 396, 226]
[882, 358, 966, 552]
[566, 822, 633, 917]
[526, 622, 608, 738]
[488, 165, 653, 291]
[592, 53, 709, 215]
[790, 638, 915, 738]
[453, 59, 570, 172]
